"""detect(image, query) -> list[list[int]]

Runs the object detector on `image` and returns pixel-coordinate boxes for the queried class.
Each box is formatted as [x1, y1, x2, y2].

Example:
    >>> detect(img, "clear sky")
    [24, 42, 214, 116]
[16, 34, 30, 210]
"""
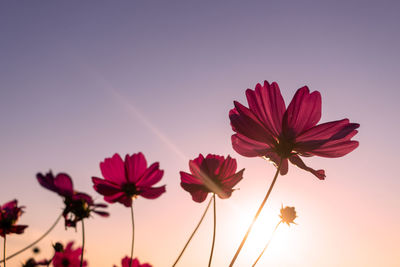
[1, 0, 399, 266]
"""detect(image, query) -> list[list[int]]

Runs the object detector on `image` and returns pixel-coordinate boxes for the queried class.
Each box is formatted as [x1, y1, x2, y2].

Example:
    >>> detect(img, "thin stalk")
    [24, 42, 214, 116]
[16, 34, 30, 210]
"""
[229, 159, 282, 267]
[0, 213, 62, 263]
[129, 205, 134, 267]
[252, 221, 281, 267]
[80, 220, 85, 267]
[172, 196, 213, 267]
[208, 194, 216, 267]
[3, 235, 6, 267]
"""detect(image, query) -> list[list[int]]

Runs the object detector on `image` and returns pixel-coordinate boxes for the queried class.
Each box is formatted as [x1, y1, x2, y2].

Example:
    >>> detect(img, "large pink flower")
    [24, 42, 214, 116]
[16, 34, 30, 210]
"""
[52, 241, 87, 267]
[229, 81, 359, 179]
[92, 153, 166, 207]
[180, 154, 244, 203]
[0, 199, 28, 237]
[113, 256, 152, 267]
[37, 171, 109, 228]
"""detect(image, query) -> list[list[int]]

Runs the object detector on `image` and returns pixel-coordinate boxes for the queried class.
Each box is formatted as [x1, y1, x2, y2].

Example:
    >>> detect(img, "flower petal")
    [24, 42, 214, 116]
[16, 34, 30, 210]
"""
[54, 173, 74, 197]
[283, 86, 321, 139]
[221, 168, 244, 189]
[229, 101, 275, 144]
[100, 153, 126, 185]
[305, 140, 359, 158]
[180, 172, 202, 185]
[246, 81, 286, 137]
[136, 163, 163, 187]
[296, 119, 358, 142]
[181, 183, 209, 202]
[104, 192, 132, 207]
[125, 153, 148, 184]
[289, 155, 325, 179]
[217, 155, 237, 178]
[92, 177, 122, 196]
[231, 134, 272, 157]
[139, 185, 166, 199]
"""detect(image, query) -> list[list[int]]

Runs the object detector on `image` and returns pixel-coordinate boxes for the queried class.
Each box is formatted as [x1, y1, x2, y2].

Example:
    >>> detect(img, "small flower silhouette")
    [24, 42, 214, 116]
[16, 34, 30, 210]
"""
[52, 241, 87, 267]
[180, 154, 244, 203]
[280, 206, 297, 226]
[229, 81, 360, 179]
[0, 199, 28, 237]
[37, 171, 109, 228]
[92, 153, 166, 207]
[114, 256, 152, 267]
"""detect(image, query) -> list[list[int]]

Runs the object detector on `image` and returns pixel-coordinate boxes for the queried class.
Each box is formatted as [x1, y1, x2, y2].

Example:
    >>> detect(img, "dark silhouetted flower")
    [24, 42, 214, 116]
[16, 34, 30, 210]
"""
[52, 241, 86, 267]
[32, 247, 40, 254]
[229, 81, 360, 179]
[0, 199, 28, 237]
[113, 256, 152, 267]
[180, 154, 244, 203]
[280, 206, 297, 226]
[22, 258, 49, 267]
[37, 171, 109, 228]
[92, 153, 166, 207]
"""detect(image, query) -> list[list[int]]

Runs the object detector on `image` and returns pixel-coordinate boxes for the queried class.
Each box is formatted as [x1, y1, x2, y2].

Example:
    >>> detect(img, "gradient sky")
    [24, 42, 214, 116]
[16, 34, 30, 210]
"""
[1, 0, 399, 266]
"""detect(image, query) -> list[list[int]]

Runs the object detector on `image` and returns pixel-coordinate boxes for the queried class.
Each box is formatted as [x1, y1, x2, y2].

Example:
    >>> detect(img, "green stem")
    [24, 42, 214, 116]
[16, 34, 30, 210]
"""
[130, 205, 134, 267]
[172, 196, 213, 267]
[252, 221, 281, 267]
[0, 213, 62, 263]
[229, 159, 282, 267]
[80, 220, 85, 267]
[208, 194, 217, 267]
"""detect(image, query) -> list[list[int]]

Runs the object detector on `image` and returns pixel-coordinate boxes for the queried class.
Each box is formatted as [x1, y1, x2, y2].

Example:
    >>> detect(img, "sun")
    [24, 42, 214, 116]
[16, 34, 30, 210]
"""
[224, 202, 298, 266]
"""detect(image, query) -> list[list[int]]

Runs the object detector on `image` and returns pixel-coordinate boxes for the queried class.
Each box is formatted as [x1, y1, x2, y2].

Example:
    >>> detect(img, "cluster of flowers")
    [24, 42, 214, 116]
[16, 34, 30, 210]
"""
[0, 81, 359, 266]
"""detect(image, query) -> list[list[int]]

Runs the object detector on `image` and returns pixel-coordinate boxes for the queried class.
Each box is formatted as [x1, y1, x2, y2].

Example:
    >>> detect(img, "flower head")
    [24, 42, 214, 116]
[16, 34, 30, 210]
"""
[37, 171, 109, 228]
[21, 258, 49, 267]
[52, 241, 87, 267]
[279, 206, 297, 226]
[92, 153, 166, 207]
[229, 81, 360, 179]
[113, 256, 152, 267]
[180, 154, 244, 203]
[0, 199, 28, 237]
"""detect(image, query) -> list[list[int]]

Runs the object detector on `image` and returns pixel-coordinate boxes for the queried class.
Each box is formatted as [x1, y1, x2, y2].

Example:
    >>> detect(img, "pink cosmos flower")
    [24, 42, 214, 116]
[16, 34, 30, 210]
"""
[229, 81, 360, 179]
[37, 171, 109, 228]
[180, 154, 245, 203]
[92, 153, 166, 207]
[113, 256, 152, 267]
[0, 199, 28, 237]
[52, 241, 87, 267]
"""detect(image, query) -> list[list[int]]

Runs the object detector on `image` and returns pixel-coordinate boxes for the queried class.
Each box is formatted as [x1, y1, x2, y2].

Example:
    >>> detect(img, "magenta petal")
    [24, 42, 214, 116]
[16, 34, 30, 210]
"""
[100, 153, 126, 184]
[125, 153, 147, 184]
[246, 81, 286, 137]
[289, 155, 325, 179]
[92, 177, 122, 196]
[307, 140, 359, 158]
[10, 225, 28, 234]
[283, 86, 322, 138]
[1, 199, 18, 210]
[221, 168, 244, 189]
[180, 172, 202, 185]
[231, 134, 272, 157]
[139, 185, 166, 199]
[296, 119, 355, 142]
[181, 183, 209, 203]
[230, 101, 275, 144]
[204, 154, 224, 177]
[136, 163, 163, 187]
[189, 154, 205, 178]
[217, 155, 237, 178]
[104, 192, 132, 207]
[54, 173, 74, 197]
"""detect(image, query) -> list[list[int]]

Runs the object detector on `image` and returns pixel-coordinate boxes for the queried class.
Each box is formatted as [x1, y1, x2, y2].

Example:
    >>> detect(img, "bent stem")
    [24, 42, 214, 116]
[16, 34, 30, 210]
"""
[252, 221, 281, 267]
[208, 194, 217, 267]
[172, 196, 213, 267]
[130, 205, 134, 267]
[3, 235, 6, 267]
[229, 159, 282, 267]
[0, 213, 62, 263]
[80, 220, 85, 267]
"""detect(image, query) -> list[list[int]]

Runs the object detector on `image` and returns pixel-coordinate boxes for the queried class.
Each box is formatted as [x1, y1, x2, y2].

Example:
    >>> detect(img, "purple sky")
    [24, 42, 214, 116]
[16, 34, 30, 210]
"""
[1, 1, 399, 266]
